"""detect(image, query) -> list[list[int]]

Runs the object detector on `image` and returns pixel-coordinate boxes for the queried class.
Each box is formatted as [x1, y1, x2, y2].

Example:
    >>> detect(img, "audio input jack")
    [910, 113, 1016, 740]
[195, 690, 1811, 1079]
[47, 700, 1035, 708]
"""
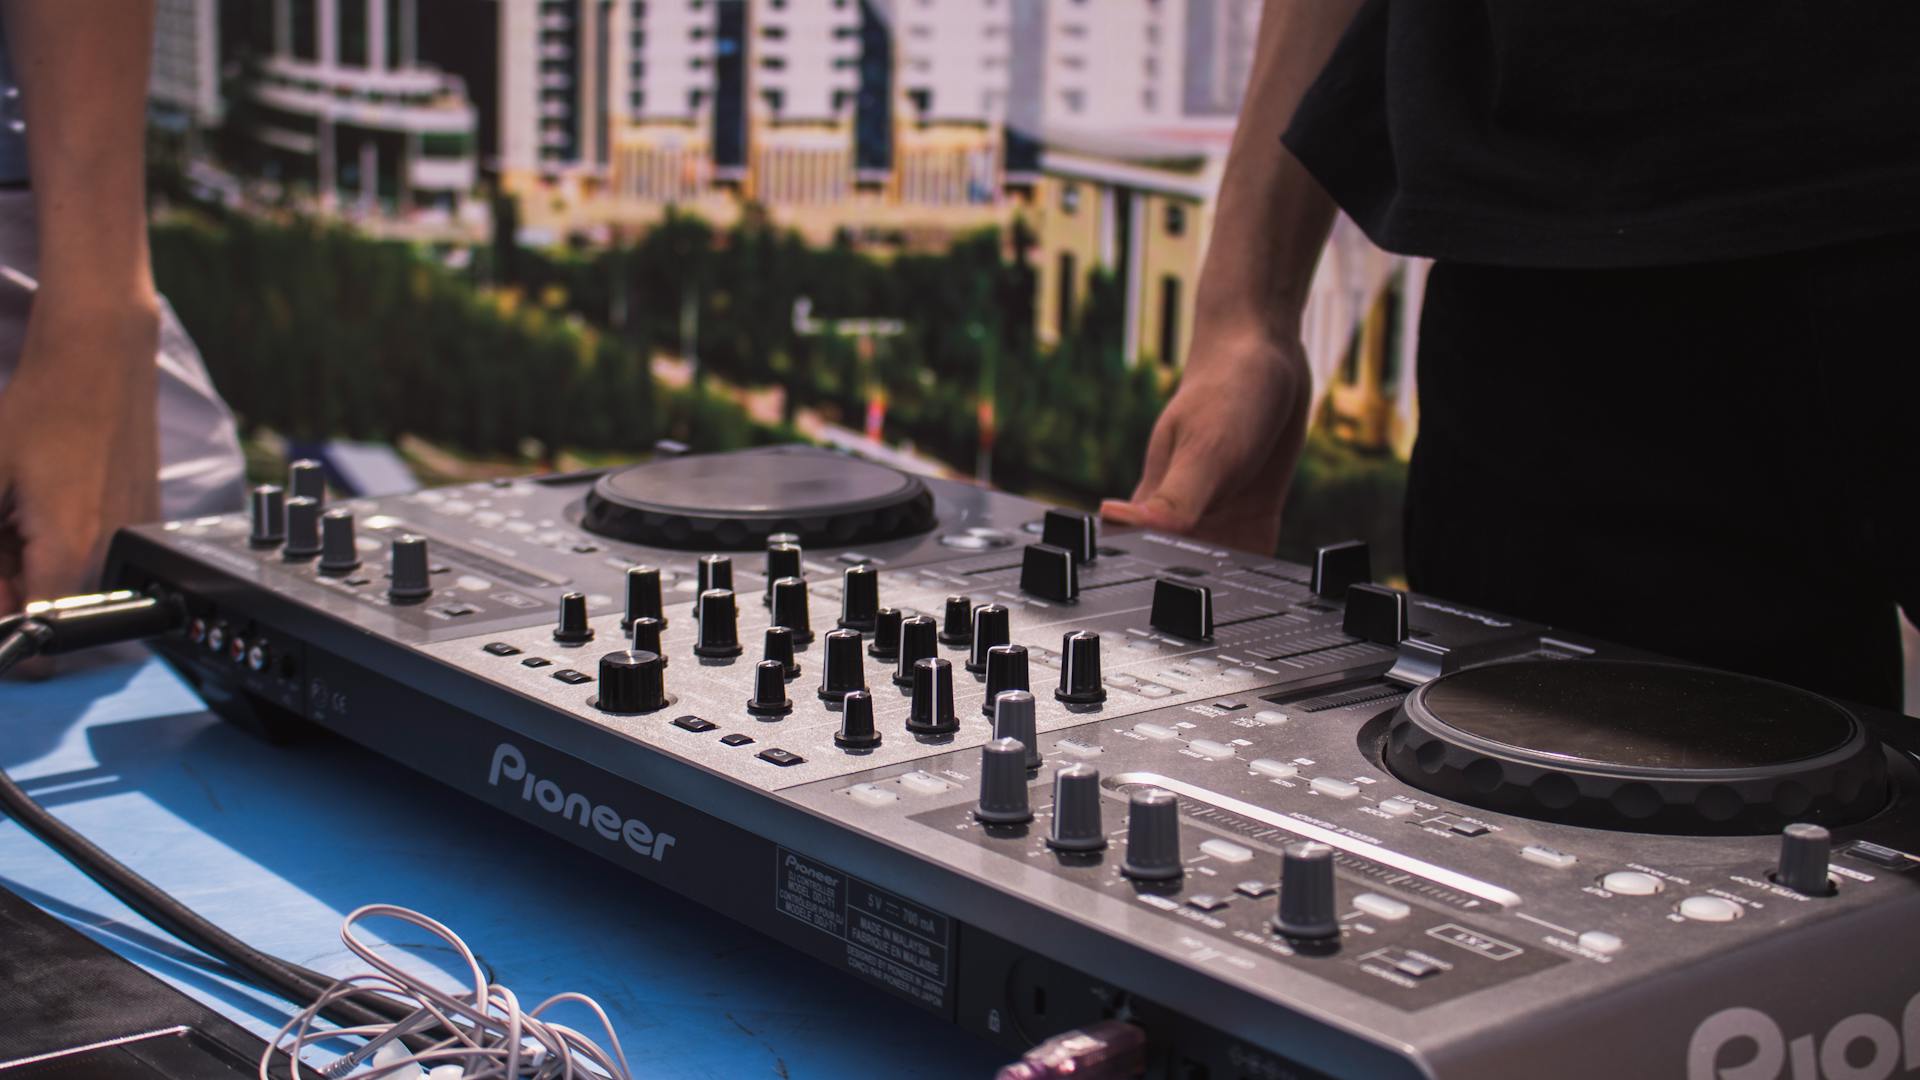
[995, 1020, 1146, 1080]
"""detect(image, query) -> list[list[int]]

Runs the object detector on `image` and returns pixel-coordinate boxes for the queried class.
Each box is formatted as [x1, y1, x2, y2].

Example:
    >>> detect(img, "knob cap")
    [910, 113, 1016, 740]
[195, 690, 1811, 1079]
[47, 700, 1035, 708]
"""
[1047, 765, 1106, 852]
[869, 607, 903, 659]
[767, 531, 802, 549]
[966, 604, 1011, 673]
[1122, 788, 1182, 880]
[1041, 508, 1097, 564]
[1776, 823, 1836, 896]
[694, 555, 734, 608]
[283, 496, 323, 558]
[907, 657, 959, 736]
[770, 577, 814, 645]
[983, 644, 1031, 716]
[318, 509, 362, 574]
[630, 615, 666, 663]
[692, 588, 742, 658]
[834, 689, 882, 749]
[1311, 539, 1372, 599]
[939, 595, 973, 646]
[894, 614, 938, 687]
[594, 650, 667, 714]
[839, 565, 880, 632]
[992, 689, 1041, 769]
[624, 566, 665, 630]
[747, 659, 793, 716]
[975, 738, 1034, 824]
[387, 535, 432, 601]
[249, 485, 286, 548]
[1343, 583, 1408, 645]
[1274, 841, 1340, 939]
[764, 543, 803, 606]
[1056, 631, 1106, 705]
[818, 627, 867, 701]
[1019, 543, 1078, 602]
[764, 625, 799, 679]
[288, 458, 326, 502]
[554, 591, 595, 644]
[1150, 579, 1213, 641]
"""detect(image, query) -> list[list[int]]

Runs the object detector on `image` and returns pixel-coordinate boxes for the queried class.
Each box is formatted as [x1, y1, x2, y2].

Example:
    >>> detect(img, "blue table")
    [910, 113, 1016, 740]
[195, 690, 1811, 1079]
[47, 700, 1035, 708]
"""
[0, 650, 1007, 1079]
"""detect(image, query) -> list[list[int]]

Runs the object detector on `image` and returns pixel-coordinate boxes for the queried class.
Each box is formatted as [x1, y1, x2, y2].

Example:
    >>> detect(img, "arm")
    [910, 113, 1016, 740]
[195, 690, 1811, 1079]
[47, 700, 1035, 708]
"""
[1101, 0, 1363, 552]
[0, 0, 161, 614]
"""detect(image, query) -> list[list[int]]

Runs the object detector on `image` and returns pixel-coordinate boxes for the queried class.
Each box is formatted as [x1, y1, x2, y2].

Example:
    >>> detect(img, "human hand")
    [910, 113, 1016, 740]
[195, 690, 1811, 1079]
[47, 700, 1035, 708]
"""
[1100, 331, 1312, 553]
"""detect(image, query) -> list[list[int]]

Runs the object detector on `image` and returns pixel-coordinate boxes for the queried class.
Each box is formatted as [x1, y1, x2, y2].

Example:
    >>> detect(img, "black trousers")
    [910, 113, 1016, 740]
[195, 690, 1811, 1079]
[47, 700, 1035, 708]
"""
[1406, 234, 1917, 711]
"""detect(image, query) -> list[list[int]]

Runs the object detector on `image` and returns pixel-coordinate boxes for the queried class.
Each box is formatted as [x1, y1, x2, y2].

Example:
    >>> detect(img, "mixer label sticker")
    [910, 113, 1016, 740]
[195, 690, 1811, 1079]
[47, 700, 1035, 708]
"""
[775, 848, 953, 1011]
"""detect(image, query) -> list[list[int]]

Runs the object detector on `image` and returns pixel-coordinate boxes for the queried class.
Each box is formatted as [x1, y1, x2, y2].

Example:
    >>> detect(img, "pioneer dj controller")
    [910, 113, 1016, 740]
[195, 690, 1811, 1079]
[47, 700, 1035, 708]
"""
[105, 446, 1920, 1080]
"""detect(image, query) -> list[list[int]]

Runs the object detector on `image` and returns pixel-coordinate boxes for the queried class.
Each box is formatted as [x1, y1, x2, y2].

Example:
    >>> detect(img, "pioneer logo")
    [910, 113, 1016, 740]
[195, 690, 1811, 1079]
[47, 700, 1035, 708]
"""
[488, 743, 676, 861]
[1689, 997, 1920, 1079]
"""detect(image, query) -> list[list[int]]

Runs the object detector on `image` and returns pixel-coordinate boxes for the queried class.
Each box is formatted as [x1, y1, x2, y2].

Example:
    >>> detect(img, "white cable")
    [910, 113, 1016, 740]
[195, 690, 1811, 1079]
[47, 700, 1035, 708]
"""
[259, 904, 634, 1080]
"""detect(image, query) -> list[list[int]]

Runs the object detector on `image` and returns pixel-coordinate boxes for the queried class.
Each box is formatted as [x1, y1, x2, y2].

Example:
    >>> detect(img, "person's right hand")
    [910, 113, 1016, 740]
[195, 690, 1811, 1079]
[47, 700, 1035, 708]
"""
[1100, 331, 1312, 554]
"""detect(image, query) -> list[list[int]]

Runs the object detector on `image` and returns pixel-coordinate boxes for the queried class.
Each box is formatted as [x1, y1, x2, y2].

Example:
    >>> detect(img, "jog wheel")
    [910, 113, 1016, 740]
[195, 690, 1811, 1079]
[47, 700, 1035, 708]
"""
[1382, 660, 1888, 835]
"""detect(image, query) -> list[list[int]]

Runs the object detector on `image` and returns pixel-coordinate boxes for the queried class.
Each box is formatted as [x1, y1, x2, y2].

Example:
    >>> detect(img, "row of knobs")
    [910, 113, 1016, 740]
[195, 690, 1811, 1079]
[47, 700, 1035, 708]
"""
[248, 465, 380, 579]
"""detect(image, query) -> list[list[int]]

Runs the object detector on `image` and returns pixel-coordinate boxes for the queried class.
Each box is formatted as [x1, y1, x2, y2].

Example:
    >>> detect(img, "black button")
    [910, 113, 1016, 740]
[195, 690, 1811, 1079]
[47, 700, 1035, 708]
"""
[1846, 840, 1915, 870]
[1185, 894, 1228, 912]
[1234, 881, 1276, 899]
[1448, 821, 1490, 838]
[1393, 955, 1445, 979]
[435, 604, 477, 617]
[344, 576, 372, 586]
[572, 543, 600, 554]
[720, 733, 755, 747]
[1213, 699, 1247, 711]
[757, 748, 805, 767]
[521, 657, 553, 668]
[484, 642, 522, 656]
[552, 669, 593, 685]
[672, 715, 717, 733]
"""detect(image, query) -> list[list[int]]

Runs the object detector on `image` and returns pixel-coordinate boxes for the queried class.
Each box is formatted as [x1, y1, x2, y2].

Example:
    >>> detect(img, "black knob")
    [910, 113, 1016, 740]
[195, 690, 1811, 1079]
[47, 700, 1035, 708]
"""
[1274, 841, 1340, 940]
[554, 591, 595, 644]
[1047, 765, 1106, 852]
[770, 577, 814, 645]
[894, 614, 938, 687]
[318, 509, 361, 574]
[1122, 788, 1182, 880]
[907, 657, 958, 736]
[982, 643, 1031, 716]
[764, 625, 799, 679]
[1056, 631, 1106, 705]
[387, 535, 432, 601]
[1343, 583, 1408, 646]
[868, 607, 903, 660]
[288, 458, 326, 502]
[249, 485, 286, 548]
[1776, 823, 1836, 896]
[594, 650, 667, 714]
[747, 660, 793, 716]
[630, 615, 666, 663]
[764, 543, 803, 606]
[624, 566, 665, 630]
[966, 604, 1011, 674]
[283, 496, 323, 559]
[1041, 508, 1097, 564]
[1150, 578, 1213, 640]
[818, 627, 867, 701]
[694, 555, 733, 608]
[767, 531, 802, 548]
[839, 565, 880, 632]
[1019, 543, 1078, 602]
[975, 738, 1034, 824]
[1311, 539, 1371, 600]
[834, 689, 882, 749]
[991, 689, 1040, 769]
[939, 595, 973, 646]
[693, 588, 742, 658]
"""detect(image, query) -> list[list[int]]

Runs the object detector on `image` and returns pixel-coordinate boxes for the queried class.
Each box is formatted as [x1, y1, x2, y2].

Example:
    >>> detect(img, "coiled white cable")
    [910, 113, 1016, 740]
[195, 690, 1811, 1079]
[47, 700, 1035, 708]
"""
[259, 904, 634, 1080]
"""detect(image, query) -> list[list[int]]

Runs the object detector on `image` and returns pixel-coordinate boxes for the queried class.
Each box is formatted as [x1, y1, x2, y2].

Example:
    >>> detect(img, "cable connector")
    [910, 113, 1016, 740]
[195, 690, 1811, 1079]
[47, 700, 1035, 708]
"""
[996, 1020, 1147, 1080]
[20, 589, 183, 656]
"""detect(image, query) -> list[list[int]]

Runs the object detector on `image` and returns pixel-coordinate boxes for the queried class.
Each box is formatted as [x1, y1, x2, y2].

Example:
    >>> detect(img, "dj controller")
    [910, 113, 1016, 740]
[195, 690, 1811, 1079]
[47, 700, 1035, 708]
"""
[104, 446, 1920, 1080]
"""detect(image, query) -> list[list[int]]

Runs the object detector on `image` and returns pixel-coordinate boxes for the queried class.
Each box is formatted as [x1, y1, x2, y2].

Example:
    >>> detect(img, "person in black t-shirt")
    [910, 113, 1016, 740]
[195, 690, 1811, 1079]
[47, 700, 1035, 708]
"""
[1102, 1, 1918, 710]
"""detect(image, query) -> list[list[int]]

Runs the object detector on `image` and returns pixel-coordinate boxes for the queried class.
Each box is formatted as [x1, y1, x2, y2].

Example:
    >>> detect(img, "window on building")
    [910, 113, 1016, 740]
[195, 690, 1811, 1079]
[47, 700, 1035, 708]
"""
[289, 0, 317, 60]
[1159, 275, 1181, 368]
[762, 24, 786, 39]
[762, 88, 784, 112]
[689, 89, 706, 109]
[908, 87, 931, 113]
[761, 56, 786, 70]
[1339, 322, 1363, 386]
[1061, 88, 1085, 112]
[1141, 89, 1157, 111]
[384, 0, 402, 67]
[1060, 182, 1080, 213]
[1165, 202, 1186, 236]
[1057, 252, 1077, 337]
[421, 132, 473, 159]
[338, 0, 368, 66]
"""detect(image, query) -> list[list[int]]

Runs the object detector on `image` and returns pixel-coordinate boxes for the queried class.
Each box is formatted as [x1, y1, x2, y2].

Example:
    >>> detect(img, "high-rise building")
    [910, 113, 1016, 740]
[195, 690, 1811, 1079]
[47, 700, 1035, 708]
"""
[150, 0, 224, 133]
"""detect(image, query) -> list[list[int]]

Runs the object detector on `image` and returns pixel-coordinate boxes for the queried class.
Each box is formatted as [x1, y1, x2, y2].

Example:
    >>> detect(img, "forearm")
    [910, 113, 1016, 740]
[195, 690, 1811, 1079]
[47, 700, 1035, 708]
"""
[1188, 0, 1364, 369]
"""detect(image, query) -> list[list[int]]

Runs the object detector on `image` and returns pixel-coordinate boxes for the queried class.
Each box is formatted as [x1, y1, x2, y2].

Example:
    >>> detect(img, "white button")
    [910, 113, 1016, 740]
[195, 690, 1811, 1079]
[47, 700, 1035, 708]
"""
[1310, 776, 1360, 799]
[1521, 845, 1578, 870]
[1678, 895, 1742, 923]
[1377, 797, 1418, 817]
[473, 511, 505, 527]
[1253, 709, 1289, 725]
[1055, 739, 1103, 758]
[1134, 722, 1179, 741]
[898, 771, 954, 796]
[1105, 673, 1140, 688]
[1187, 739, 1235, 759]
[1189, 657, 1221, 669]
[1199, 838, 1254, 864]
[456, 575, 493, 592]
[1601, 871, 1664, 896]
[505, 521, 536, 534]
[1225, 667, 1258, 678]
[846, 783, 898, 808]
[1250, 758, 1298, 780]
[1577, 930, 1623, 955]
[1127, 638, 1161, 651]
[1138, 685, 1175, 698]
[1353, 893, 1411, 922]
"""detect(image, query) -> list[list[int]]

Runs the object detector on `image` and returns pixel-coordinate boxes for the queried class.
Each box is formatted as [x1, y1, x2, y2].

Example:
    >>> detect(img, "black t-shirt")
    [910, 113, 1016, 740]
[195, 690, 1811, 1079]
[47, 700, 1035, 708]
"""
[1282, 1, 1920, 267]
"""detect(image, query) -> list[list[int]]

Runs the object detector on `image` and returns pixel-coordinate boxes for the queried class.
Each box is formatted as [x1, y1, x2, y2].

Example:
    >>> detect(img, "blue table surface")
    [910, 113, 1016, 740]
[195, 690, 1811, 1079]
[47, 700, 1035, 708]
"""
[0, 651, 1008, 1078]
